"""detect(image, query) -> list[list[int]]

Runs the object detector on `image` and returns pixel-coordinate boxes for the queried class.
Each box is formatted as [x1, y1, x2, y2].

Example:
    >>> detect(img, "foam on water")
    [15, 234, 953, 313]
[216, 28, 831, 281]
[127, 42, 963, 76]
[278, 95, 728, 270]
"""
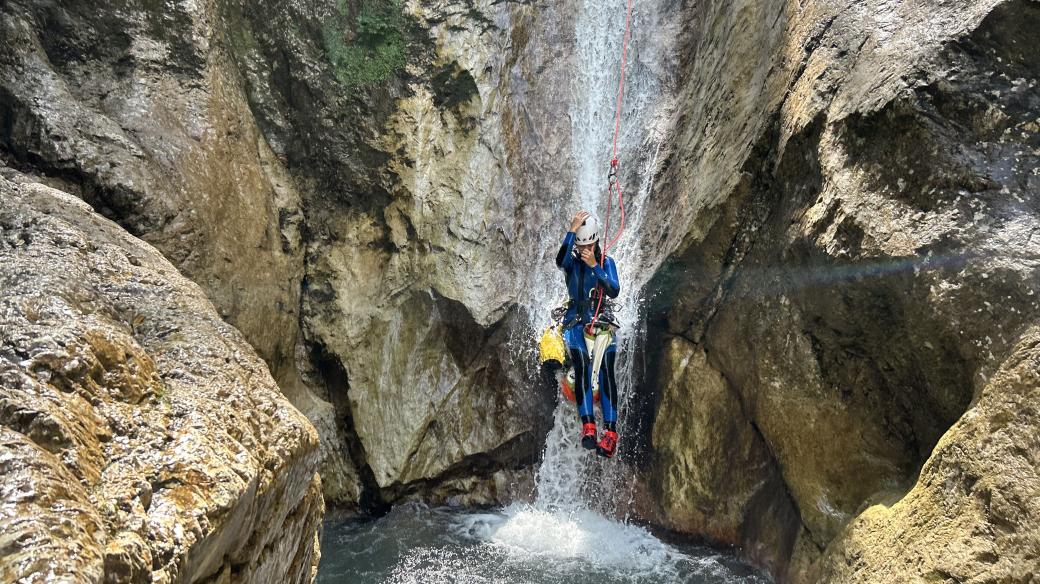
[319, 504, 770, 584]
[472, 503, 698, 578]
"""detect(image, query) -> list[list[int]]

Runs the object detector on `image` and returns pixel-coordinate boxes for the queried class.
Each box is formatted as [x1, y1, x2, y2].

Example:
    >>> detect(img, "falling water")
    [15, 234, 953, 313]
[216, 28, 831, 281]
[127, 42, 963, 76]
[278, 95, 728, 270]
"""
[318, 1, 769, 581]
[421, 0, 762, 581]
[532, 0, 673, 513]
[409, 0, 734, 577]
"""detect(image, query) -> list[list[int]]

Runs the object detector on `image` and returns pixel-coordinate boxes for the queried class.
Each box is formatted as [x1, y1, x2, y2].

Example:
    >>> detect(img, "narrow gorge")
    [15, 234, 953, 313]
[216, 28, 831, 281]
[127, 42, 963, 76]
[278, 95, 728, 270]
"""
[1, 0, 1037, 582]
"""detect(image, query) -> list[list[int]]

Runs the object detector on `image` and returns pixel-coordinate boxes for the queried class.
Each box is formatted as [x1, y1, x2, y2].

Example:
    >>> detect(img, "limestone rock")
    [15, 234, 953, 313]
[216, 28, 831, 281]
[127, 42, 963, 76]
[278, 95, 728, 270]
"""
[0, 0, 568, 511]
[0, 0, 371, 508]
[0, 429, 107, 582]
[0, 0, 308, 411]
[648, 337, 801, 576]
[814, 327, 1040, 583]
[304, 280, 551, 494]
[226, 0, 572, 504]
[646, 0, 1040, 580]
[0, 172, 322, 583]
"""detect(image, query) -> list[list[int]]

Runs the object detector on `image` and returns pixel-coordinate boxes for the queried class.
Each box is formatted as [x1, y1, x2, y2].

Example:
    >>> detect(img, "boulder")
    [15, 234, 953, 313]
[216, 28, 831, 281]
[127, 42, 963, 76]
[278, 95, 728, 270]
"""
[0, 171, 323, 583]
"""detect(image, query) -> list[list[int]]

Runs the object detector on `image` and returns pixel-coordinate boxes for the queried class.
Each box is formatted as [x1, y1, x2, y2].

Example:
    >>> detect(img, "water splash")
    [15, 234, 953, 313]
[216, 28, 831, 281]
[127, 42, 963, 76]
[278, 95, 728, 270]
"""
[525, 0, 676, 514]
[467, 503, 705, 579]
[319, 504, 770, 584]
[490, 0, 697, 577]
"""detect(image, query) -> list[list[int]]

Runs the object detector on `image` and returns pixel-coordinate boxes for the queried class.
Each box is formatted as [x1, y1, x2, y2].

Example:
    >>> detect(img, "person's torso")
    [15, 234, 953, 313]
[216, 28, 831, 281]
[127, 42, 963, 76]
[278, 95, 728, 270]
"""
[563, 258, 611, 324]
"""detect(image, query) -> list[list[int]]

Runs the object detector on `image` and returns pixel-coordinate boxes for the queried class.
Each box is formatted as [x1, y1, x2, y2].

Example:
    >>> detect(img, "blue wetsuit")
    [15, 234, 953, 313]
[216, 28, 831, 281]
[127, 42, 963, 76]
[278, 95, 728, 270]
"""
[555, 232, 621, 426]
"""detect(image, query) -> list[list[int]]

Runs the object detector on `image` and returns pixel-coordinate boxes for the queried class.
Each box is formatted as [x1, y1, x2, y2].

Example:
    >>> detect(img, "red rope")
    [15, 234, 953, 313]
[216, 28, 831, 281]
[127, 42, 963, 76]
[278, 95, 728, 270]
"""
[611, 0, 636, 163]
[604, 0, 634, 257]
[590, 0, 635, 328]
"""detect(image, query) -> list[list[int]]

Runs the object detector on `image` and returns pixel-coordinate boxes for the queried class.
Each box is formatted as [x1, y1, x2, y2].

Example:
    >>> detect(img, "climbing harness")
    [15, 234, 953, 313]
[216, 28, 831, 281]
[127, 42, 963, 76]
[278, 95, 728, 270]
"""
[540, 298, 617, 406]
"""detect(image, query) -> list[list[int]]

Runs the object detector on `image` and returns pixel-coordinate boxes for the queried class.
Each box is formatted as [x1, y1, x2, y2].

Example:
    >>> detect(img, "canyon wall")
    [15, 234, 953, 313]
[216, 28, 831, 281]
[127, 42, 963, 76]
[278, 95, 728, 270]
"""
[644, 0, 1040, 580]
[2, 0, 1037, 581]
[0, 171, 322, 582]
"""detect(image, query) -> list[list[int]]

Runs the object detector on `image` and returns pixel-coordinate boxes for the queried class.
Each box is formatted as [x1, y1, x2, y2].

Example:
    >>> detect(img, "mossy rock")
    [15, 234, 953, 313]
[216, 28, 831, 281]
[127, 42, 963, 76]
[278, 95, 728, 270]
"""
[322, 0, 413, 88]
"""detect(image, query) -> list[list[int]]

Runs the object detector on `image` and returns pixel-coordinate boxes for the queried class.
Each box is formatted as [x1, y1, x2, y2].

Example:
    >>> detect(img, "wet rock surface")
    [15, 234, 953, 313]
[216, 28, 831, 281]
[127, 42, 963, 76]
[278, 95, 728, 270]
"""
[222, 0, 572, 507]
[0, 0, 561, 511]
[0, 0, 306, 385]
[645, 0, 1040, 580]
[0, 172, 322, 583]
[1, 0, 1038, 581]
[814, 326, 1040, 583]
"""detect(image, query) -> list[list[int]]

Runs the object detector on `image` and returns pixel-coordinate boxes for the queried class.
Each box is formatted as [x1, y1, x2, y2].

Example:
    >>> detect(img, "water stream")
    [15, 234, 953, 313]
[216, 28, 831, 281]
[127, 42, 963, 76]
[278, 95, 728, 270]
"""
[317, 1, 769, 582]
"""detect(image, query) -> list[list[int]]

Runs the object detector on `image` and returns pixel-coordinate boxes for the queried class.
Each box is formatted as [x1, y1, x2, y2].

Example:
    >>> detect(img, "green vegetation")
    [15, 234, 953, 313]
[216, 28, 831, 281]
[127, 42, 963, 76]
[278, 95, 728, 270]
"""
[323, 0, 409, 87]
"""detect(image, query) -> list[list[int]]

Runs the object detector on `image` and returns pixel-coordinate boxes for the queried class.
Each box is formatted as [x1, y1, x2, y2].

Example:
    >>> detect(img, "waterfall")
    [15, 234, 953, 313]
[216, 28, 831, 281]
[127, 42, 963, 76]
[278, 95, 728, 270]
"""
[318, 2, 771, 581]
[529, 0, 674, 515]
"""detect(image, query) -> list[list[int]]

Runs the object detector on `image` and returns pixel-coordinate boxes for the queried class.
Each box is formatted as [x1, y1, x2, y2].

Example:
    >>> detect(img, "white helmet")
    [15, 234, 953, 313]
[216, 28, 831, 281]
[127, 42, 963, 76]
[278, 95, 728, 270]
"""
[575, 215, 600, 245]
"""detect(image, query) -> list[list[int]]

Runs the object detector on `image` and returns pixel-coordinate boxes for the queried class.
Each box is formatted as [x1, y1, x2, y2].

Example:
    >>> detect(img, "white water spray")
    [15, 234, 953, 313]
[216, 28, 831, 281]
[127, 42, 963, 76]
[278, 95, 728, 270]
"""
[482, 0, 684, 574]
[530, 0, 674, 512]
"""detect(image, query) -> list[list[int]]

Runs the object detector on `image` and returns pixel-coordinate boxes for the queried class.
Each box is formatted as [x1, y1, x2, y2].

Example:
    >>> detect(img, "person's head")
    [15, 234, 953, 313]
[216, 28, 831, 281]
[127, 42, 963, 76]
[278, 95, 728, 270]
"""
[574, 215, 602, 260]
[575, 215, 600, 246]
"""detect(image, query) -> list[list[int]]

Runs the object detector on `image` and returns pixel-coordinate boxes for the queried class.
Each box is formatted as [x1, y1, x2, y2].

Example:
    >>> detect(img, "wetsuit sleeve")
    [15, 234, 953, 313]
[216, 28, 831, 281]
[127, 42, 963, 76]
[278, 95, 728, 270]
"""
[592, 257, 620, 298]
[556, 231, 576, 270]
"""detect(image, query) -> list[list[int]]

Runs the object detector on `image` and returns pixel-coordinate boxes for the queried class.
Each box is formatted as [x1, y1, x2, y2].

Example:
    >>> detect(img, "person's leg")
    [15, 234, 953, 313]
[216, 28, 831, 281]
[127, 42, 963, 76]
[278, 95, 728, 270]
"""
[569, 346, 593, 420]
[597, 341, 619, 458]
[599, 347, 618, 430]
[564, 325, 597, 449]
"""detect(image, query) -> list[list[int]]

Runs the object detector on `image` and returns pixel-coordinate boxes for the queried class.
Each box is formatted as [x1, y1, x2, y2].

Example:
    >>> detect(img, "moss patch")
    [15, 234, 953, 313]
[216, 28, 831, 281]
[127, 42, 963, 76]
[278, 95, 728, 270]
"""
[322, 0, 410, 87]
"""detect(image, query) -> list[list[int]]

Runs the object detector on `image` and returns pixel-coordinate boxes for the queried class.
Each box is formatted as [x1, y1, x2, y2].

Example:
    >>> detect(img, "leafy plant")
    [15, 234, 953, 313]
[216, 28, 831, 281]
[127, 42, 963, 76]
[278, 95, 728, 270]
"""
[323, 0, 409, 87]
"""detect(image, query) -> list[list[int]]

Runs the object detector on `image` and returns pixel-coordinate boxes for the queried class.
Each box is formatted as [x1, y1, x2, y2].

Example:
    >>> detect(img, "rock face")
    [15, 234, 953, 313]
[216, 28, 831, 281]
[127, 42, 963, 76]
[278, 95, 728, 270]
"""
[0, 0, 564, 510]
[0, 0, 306, 385]
[220, 0, 598, 506]
[0, 171, 323, 583]
[814, 327, 1040, 583]
[645, 0, 1040, 580]
[649, 338, 799, 575]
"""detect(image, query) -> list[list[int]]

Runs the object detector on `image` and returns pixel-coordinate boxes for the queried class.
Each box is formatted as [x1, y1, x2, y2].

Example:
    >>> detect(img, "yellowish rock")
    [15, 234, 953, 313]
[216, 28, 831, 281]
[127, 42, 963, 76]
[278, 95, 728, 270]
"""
[815, 327, 1040, 582]
[0, 173, 323, 583]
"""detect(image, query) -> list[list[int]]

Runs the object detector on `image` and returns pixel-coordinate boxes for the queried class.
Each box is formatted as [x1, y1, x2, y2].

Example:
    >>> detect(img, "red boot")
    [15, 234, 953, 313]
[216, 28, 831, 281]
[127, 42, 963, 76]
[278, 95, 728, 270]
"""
[597, 430, 618, 458]
[581, 422, 598, 450]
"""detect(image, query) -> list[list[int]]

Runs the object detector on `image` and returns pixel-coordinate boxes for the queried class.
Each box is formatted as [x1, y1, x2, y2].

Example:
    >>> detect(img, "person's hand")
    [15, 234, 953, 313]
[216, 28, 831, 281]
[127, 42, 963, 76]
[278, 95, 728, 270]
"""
[581, 247, 597, 267]
[569, 210, 590, 233]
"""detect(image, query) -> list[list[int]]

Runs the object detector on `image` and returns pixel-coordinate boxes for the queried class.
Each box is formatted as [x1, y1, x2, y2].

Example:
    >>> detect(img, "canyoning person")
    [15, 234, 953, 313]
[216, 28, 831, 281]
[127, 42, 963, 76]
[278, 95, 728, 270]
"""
[555, 210, 622, 458]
